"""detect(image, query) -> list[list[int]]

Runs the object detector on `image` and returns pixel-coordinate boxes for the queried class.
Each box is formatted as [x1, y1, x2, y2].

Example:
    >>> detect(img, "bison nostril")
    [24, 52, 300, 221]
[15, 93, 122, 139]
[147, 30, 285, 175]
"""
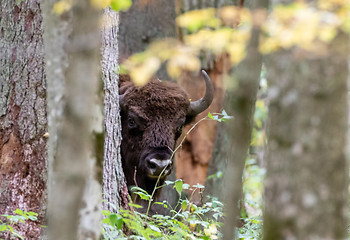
[146, 158, 172, 176]
[148, 161, 157, 170]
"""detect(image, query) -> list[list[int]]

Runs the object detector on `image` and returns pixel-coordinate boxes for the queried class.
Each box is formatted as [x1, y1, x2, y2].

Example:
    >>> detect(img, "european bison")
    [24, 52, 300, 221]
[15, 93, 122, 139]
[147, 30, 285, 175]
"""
[119, 71, 213, 209]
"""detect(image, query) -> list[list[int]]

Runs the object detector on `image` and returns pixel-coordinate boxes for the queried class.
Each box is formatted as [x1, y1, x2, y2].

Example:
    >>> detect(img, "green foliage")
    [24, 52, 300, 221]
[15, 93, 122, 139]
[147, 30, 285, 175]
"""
[102, 176, 265, 239]
[0, 209, 38, 239]
[110, 0, 132, 12]
[238, 217, 263, 240]
[208, 110, 233, 122]
[102, 181, 224, 240]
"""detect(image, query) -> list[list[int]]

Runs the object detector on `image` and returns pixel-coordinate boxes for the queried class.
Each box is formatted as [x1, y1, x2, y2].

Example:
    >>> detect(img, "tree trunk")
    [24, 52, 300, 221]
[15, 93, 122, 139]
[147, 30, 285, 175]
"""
[101, 7, 129, 215]
[0, 0, 47, 238]
[263, 6, 349, 240]
[43, 1, 101, 239]
[221, 2, 267, 238]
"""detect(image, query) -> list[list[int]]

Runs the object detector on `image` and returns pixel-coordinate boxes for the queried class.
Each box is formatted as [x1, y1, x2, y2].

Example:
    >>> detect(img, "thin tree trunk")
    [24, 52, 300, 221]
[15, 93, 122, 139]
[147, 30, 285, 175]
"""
[102, 7, 129, 215]
[221, 1, 267, 239]
[44, 1, 100, 239]
[41, 2, 70, 239]
[263, 8, 349, 239]
[0, 0, 47, 238]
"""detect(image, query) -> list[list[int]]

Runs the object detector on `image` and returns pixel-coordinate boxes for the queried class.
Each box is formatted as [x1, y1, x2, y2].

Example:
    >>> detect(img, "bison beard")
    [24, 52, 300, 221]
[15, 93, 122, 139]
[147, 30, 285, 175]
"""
[119, 71, 213, 214]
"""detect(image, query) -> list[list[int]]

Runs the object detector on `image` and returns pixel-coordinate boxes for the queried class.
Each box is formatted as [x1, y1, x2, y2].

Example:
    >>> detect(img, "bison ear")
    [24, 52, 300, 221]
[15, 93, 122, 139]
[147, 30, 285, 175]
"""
[119, 74, 134, 94]
[119, 75, 134, 109]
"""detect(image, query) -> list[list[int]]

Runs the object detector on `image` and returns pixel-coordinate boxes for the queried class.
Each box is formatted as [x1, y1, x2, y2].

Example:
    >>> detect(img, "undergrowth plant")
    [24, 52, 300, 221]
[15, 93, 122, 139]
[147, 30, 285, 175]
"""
[0, 209, 38, 239]
[102, 176, 264, 240]
[102, 179, 224, 240]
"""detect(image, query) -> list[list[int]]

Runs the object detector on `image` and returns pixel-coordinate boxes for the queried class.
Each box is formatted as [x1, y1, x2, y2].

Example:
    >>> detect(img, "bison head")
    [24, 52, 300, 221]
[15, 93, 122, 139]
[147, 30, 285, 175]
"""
[119, 71, 213, 195]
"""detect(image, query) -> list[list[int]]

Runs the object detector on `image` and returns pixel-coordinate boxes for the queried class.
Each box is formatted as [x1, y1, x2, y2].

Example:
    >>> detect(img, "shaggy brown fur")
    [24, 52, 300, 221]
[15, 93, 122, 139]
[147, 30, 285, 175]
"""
[119, 75, 191, 198]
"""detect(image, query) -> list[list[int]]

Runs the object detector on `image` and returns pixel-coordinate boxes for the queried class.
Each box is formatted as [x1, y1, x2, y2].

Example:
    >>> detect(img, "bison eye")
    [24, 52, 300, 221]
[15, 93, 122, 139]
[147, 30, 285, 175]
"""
[175, 126, 183, 139]
[128, 118, 137, 128]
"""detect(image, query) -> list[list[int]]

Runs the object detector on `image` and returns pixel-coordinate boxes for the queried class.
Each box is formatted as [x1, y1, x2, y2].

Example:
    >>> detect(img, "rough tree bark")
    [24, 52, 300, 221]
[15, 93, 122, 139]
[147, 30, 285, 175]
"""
[263, 2, 349, 239]
[101, 7, 129, 215]
[43, 1, 101, 239]
[0, 0, 47, 238]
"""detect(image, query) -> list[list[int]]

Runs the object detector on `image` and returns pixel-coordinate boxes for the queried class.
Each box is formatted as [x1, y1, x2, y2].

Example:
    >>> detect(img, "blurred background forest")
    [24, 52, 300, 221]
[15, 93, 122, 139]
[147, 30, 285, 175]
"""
[0, 0, 349, 239]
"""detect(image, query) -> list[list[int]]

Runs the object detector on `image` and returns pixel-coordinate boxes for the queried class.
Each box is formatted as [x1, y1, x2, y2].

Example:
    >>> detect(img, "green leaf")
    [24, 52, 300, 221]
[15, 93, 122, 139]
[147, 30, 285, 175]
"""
[110, 0, 132, 12]
[14, 209, 23, 215]
[181, 201, 188, 211]
[129, 203, 143, 209]
[102, 210, 111, 216]
[109, 214, 118, 225]
[153, 202, 168, 209]
[0, 224, 7, 231]
[102, 218, 110, 224]
[130, 186, 148, 194]
[116, 217, 123, 230]
[28, 215, 37, 221]
[135, 191, 151, 201]
[208, 112, 214, 119]
[109, 213, 123, 230]
[28, 211, 38, 217]
[174, 179, 183, 196]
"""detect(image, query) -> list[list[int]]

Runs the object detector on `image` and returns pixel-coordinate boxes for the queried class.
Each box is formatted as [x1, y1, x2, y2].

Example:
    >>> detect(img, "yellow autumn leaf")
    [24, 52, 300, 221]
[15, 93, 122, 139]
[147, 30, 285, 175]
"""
[278, 29, 294, 49]
[129, 57, 161, 86]
[341, 17, 350, 32]
[185, 29, 213, 50]
[219, 6, 240, 27]
[292, 9, 319, 49]
[204, 224, 218, 239]
[166, 61, 181, 79]
[167, 52, 200, 78]
[227, 42, 246, 64]
[318, 26, 337, 43]
[148, 39, 178, 61]
[52, 0, 72, 15]
[176, 8, 219, 31]
[90, 0, 111, 9]
[210, 29, 234, 54]
[318, 0, 350, 10]
[259, 37, 280, 54]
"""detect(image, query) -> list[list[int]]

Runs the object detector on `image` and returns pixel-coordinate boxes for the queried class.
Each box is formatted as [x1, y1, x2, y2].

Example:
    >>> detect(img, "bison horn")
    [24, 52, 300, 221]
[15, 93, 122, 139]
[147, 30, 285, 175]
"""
[187, 70, 214, 116]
